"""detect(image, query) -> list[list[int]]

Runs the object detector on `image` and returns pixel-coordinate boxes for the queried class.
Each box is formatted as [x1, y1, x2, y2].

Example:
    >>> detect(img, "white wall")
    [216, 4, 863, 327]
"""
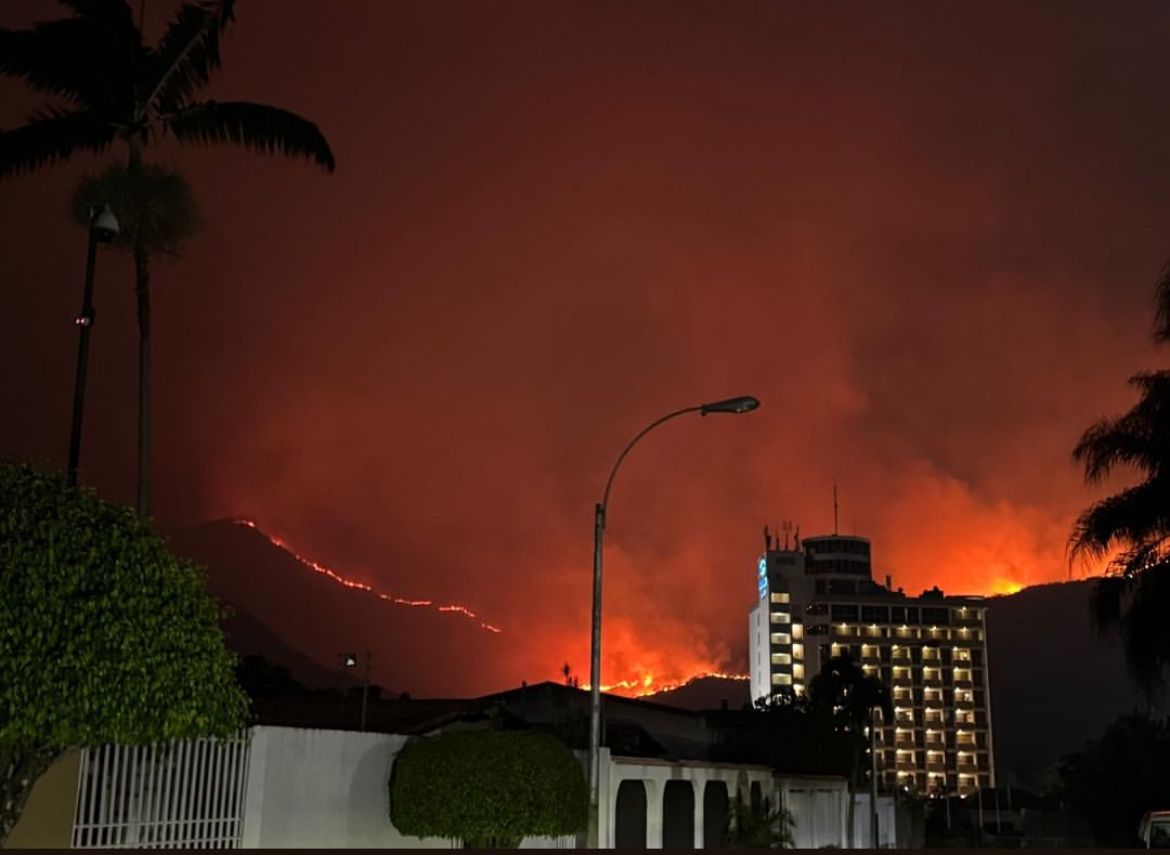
[240, 726, 575, 849]
[242, 727, 431, 848]
[850, 793, 898, 848]
[779, 776, 849, 849]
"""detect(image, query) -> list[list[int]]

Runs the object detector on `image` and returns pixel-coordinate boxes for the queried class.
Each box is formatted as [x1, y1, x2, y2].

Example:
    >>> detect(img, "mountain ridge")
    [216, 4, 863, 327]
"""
[172, 517, 1151, 785]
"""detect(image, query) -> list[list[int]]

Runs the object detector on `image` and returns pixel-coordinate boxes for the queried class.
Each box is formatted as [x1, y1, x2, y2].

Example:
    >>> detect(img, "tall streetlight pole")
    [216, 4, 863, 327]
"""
[587, 394, 760, 848]
[66, 204, 120, 487]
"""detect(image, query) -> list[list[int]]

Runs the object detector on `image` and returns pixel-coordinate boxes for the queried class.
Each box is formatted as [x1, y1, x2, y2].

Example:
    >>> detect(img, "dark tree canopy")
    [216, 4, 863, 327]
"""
[1056, 713, 1170, 847]
[0, 0, 335, 177]
[1071, 274, 1170, 696]
[389, 729, 588, 847]
[0, 0, 335, 518]
[72, 161, 201, 257]
[0, 462, 246, 842]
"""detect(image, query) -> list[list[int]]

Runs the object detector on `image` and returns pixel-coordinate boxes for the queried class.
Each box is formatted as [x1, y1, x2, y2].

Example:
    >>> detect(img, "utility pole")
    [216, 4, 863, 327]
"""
[870, 706, 880, 847]
[361, 651, 372, 732]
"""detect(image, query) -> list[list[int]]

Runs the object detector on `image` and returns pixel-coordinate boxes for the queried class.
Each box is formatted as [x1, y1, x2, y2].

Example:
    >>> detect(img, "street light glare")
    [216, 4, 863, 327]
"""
[700, 395, 760, 415]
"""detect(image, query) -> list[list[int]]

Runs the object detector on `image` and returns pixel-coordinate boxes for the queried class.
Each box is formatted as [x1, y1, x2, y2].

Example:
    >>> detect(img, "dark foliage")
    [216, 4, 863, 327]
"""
[1071, 296, 1170, 696]
[1055, 713, 1170, 847]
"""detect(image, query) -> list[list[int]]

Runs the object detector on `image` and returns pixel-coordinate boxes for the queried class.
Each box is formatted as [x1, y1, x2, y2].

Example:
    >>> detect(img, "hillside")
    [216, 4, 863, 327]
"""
[170, 518, 507, 698]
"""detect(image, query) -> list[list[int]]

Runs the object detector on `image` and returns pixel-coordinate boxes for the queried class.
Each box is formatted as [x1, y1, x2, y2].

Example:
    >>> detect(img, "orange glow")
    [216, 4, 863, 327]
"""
[233, 518, 502, 634]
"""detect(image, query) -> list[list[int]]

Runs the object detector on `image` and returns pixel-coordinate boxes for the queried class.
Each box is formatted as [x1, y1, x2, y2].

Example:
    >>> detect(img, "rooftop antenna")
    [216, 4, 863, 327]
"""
[794, 525, 801, 550]
[782, 520, 792, 550]
[833, 481, 839, 534]
[763, 525, 772, 551]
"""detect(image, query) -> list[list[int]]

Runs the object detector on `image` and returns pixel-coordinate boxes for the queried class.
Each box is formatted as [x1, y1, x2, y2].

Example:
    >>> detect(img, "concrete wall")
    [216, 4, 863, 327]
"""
[4, 750, 79, 849]
[240, 726, 574, 849]
[241, 727, 412, 848]
[850, 793, 898, 848]
[777, 775, 849, 849]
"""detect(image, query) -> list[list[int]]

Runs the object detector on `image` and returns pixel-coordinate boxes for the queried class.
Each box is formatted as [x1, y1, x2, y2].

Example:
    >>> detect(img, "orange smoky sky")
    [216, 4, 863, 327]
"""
[3, 1, 1170, 696]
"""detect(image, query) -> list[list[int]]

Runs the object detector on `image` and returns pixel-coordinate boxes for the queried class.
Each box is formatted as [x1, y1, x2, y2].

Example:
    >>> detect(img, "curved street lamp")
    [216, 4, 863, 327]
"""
[586, 395, 759, 846]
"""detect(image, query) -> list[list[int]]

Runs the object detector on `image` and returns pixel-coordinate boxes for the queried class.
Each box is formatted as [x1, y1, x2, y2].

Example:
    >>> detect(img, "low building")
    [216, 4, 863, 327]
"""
[10, 682, 891, 848]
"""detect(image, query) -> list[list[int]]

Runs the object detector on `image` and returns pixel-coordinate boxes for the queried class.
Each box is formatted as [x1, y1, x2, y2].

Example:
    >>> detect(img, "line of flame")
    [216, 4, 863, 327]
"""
[232, 518, 502, 634]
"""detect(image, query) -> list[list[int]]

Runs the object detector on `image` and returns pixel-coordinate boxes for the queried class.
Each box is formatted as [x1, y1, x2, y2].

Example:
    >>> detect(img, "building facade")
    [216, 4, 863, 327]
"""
[748, 532, 995, 797]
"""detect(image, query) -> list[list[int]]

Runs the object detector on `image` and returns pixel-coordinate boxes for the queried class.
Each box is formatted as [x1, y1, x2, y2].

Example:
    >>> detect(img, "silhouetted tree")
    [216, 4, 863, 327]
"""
[808, 654, 893, 847]
[1071, 271, 1170, 697]
[714, 689, 853, 775]
[1055, 712, 1170, 846]
[0, 0, 334, 516]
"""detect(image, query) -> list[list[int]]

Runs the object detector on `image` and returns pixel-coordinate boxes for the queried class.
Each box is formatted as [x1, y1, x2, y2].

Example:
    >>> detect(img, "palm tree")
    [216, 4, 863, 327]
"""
[1070, 269, 1170, 700]
[0, 0, 335, 516]
[808, 653, 893, 847]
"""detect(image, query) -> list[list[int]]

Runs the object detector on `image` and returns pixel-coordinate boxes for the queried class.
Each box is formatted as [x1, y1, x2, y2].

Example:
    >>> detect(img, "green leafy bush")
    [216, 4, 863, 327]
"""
[389, 729, 588, 847]
[0, 462, 246, 842]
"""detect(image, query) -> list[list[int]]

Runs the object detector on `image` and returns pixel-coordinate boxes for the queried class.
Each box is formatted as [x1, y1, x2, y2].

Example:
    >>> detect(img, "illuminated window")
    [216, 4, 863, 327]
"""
[772, 673, 793, 686]
[792, 643, 804, 660]
[770, 592, 790, 604]
[770, 611, 792, 624]
[771, 653, 792, 666]
[793, 664, 805, 680]
[792, 623, 804, 640]
[770, 632, 791, 645]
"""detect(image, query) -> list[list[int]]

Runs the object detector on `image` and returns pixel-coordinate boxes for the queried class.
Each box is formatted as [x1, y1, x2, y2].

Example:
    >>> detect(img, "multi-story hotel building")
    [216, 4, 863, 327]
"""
[748, 530, 995, 796]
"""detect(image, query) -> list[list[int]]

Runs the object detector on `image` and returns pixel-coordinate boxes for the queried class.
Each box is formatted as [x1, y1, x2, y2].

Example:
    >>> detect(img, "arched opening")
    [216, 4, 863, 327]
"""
[662, 780, 695, 848]
[614, 779, 647, 849]
[703, 780, 730, 848]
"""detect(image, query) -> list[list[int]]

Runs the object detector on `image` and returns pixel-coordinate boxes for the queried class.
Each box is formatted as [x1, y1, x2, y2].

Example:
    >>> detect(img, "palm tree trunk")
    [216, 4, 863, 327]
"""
[134, 232, 151, 518]
[127, 135, 152, 518]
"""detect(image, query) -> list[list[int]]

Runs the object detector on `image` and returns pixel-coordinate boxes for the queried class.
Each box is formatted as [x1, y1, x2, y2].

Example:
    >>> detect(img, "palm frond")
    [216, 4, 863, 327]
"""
[0, 24, 88, 103]
[0, 11, 139, 110]
[1072, 372, 1170, 483]
[1068, 479, 1170, 559]
[56, 0, 134, 23]
[1074, 415, 1156, 484]
[164, 100, 335, 171]
[0, 108, 117, 178]
[144, 0, 236, 114]
[1154, 260, 1170, 343]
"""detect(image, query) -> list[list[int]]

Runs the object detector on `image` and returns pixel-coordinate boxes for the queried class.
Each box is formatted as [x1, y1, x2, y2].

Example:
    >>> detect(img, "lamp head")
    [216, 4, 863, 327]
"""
[90, 204, 120, 243]
[700, 395, 760, 415]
